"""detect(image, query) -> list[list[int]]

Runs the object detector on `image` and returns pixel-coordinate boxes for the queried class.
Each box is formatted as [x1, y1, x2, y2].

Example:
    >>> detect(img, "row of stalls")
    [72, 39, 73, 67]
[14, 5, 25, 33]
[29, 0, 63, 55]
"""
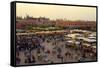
[64, 29, 96, 59]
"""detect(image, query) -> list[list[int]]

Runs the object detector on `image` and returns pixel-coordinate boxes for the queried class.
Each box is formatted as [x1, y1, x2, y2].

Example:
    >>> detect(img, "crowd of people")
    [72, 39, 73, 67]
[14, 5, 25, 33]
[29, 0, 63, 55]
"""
[16, 33, 96, 65]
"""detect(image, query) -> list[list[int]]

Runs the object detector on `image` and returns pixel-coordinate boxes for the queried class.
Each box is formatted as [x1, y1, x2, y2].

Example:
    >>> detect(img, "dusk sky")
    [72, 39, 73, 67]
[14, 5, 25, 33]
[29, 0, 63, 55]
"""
[16, 3, 96, 21]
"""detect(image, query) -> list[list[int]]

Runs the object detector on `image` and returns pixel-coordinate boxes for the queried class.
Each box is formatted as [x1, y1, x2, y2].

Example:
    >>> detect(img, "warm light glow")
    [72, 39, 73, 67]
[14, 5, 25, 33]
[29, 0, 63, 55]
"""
[16, 3, 96, 21]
